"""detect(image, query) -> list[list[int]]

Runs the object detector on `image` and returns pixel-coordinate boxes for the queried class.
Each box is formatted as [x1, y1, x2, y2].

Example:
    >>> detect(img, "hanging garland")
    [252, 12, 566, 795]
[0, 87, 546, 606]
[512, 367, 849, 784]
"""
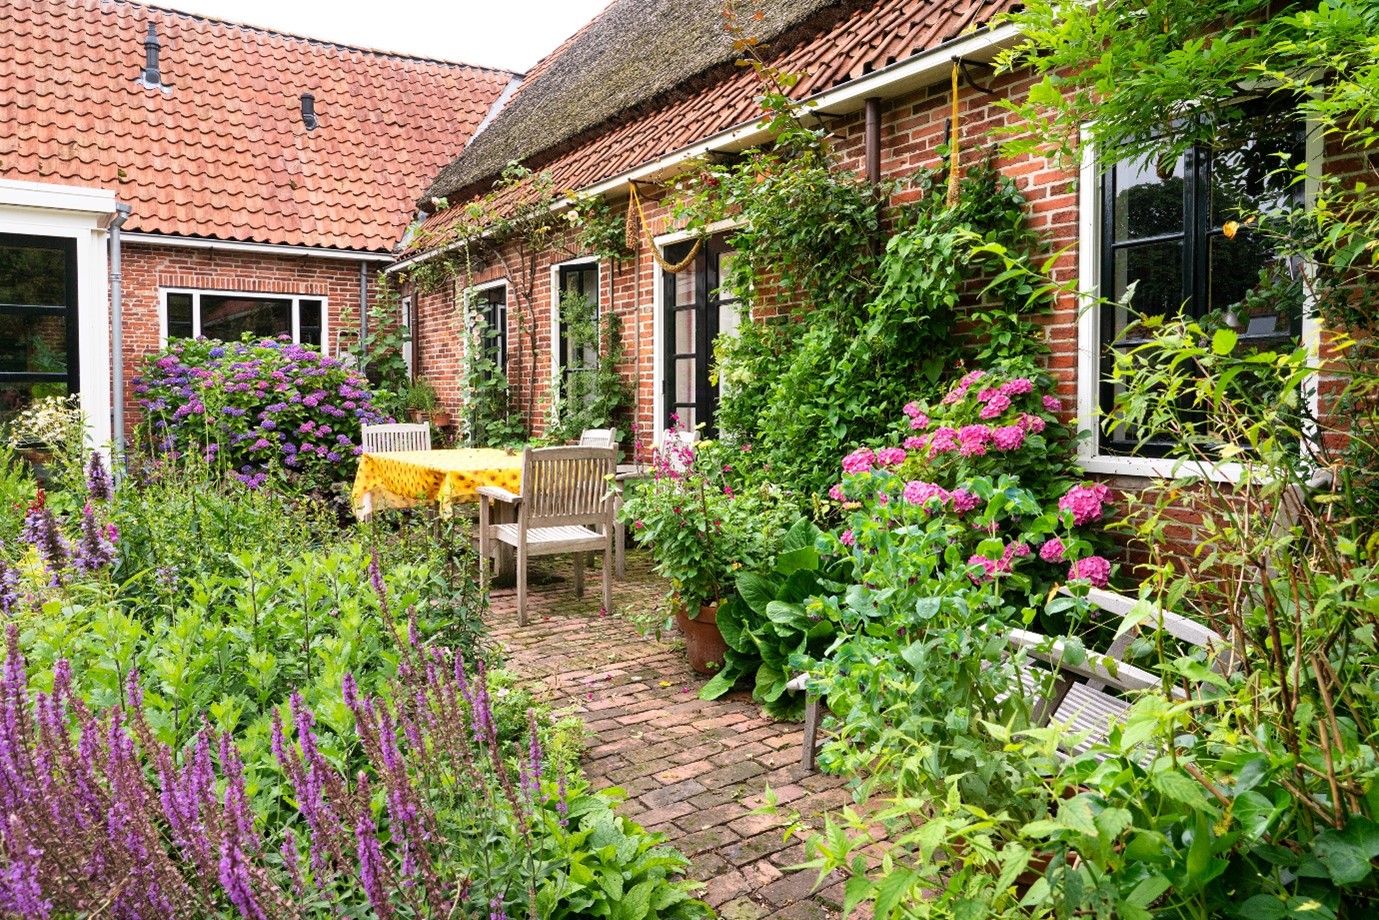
[946, 61, 962, 209]
[626, 183, 702, 274]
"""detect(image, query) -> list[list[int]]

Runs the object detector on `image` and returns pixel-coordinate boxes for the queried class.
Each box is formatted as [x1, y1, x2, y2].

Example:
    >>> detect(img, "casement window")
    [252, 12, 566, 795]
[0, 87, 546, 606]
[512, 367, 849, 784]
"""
[400, 294, 414, 377]
[1092, 104, 1308, 459]
[556, 261, 599, 400]
[662, 235, 740, 437]
[469, 282, 507, 374]
[0, 233, 78, 418]
[162, 289, 325, 347]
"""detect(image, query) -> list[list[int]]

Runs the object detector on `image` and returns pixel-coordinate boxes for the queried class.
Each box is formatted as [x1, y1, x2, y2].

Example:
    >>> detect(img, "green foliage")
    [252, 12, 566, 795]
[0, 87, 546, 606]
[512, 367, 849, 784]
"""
[545, 290, 631, 444]
[698, 517, 849, 718]
[460, 306, 524, 448]
[568, 192, 635, 264]
[0, 443, 36, 550]
[342, 274, 413, 420]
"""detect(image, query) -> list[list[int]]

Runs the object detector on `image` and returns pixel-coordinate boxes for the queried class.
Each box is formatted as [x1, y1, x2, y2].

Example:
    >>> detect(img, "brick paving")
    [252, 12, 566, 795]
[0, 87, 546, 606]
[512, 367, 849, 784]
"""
[486, 551, 860, 919]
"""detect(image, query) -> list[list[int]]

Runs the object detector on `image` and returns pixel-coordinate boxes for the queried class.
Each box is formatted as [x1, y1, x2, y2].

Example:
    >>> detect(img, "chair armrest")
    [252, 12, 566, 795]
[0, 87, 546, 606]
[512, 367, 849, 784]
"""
[785, 673, 810, 692]
[1008, 628, 1185, 698]
[477, 486, 521, 505]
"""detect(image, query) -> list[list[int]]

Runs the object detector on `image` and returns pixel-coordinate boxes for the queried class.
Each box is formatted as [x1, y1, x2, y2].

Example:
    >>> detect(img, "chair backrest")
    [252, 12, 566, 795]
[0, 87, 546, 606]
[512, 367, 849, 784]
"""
[579, 428, 618, 450]
[361, 423, 431, 454]
[520, 446, 616, 527]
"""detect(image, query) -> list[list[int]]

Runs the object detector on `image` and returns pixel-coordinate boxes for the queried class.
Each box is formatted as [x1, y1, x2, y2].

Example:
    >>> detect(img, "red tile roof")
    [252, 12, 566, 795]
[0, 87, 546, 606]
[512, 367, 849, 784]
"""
[411, 0, 1012, 253]
[2, 0, 516, 252]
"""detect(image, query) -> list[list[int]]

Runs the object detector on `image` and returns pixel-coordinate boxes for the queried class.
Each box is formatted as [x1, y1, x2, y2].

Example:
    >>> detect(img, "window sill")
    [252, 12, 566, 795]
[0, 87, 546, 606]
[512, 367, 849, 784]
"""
[1077, 453, 1247, 484]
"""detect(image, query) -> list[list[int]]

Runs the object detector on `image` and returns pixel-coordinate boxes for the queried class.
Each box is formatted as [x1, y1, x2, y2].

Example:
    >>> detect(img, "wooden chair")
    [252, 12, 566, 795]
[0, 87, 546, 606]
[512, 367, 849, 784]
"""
[361, 422, 431, 453]
[476, 446, 616, 626]
[579, 428, 619, 450]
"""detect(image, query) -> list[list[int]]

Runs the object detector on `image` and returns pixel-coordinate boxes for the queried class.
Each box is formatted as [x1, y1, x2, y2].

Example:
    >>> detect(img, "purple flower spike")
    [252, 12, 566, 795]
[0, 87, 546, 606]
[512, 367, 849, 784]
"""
[85, 452, 113, 502]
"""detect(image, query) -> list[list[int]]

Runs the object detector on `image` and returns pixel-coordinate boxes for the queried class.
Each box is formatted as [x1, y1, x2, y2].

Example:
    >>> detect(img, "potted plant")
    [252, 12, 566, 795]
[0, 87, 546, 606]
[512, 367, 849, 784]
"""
[619, 428, 788, 674]
[404, 377, 440, 425]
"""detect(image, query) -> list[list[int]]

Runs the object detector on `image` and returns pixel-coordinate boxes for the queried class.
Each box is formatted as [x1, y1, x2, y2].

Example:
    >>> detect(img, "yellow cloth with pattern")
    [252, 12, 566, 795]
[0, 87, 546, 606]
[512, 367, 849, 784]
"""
[351, 449, 523, 516]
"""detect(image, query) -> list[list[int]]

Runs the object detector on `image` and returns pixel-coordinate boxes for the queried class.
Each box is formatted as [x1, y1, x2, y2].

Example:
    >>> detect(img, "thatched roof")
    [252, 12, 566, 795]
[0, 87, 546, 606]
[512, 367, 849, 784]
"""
[421, 0, 850, 204]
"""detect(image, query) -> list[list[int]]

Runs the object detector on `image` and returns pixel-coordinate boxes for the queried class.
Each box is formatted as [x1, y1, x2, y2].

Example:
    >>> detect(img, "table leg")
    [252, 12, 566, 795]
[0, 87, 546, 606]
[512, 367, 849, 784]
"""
[490, 499, 517, 587]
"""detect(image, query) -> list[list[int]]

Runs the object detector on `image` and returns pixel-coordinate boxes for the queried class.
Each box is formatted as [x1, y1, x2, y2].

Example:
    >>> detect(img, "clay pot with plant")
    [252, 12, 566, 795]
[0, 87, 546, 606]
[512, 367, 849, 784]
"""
[405, 377, 441, 425]
[619, 426, 788, 675]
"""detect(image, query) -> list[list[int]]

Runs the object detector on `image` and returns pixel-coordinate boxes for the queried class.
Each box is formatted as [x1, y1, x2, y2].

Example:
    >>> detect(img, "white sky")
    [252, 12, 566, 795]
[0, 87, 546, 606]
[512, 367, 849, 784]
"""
[152, 0, 613, 72]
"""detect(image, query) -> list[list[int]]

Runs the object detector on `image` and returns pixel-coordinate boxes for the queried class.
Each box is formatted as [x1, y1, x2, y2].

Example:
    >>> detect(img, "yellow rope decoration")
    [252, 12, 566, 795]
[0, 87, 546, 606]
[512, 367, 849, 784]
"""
[946, 60, 962, 209]
[627, 183, 702, 274]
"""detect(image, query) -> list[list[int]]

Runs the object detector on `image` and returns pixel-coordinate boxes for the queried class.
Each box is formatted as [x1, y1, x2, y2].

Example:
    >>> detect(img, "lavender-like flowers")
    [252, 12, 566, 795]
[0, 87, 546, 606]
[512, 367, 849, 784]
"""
[20, 491, 67, 584]
[85, 452, 113, 502]
[72, 502, 116, 574]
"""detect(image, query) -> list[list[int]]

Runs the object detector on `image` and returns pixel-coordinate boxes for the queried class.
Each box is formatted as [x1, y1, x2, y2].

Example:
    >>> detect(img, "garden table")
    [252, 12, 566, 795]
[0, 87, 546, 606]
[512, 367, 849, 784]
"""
[351, 448, 523, 519]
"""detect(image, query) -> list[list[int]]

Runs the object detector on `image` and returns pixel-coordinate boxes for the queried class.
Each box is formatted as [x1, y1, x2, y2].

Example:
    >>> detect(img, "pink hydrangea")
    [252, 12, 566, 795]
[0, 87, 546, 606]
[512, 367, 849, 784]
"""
[940, 387, 965, 406]
[876, 447, 907, 467]
[842, 447, 875, 475]
[904, 436, 925, 450]
[957, 425, 991, 457]
[928, 427, 959, 453]
[1059, 483, 1112, 526]
[840, 530, 856, 547]
[909, 413, 931, 430]
[968, 554, 1004, 582]
[1003, 541, 1032, 562]
[1019, 413, 1047, 434]
[1039, 538, 1066, 563]
[977, 387, 999, 402]
[959, 370, 987, 388]
[828, 483, 845, 501]
[1000, 378, 1034, 397]
[991, 425, 1026, 451]
[903, 480, 949, 507]
[1068, 555, 1112, 587]
[1043, 394, 1062, 413]
[950, 489, 981, 514]
[903, 401, 924, 418]
[978, 395, 1012, 419]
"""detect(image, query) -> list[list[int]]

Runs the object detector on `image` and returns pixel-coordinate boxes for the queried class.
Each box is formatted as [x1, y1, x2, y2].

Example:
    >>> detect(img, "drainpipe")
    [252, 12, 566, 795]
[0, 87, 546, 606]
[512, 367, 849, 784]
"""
[864, 96, 882, 185]
[359, 260, 369, 368]
[109, 203, 132, 476]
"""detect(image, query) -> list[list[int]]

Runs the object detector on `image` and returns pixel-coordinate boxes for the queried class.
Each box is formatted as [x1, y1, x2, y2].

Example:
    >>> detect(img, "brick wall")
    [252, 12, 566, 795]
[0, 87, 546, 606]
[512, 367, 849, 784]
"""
[119, 243, 381, 429]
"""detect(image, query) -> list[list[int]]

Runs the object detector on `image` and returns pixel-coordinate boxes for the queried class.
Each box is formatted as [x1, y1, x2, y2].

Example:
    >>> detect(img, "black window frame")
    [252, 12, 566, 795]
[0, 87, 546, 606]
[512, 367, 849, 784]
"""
[1097, 103, 1307, 457]
[662, 235, 737, 438]
[556, 262, 600, 399]
[0, 233, 80, 403]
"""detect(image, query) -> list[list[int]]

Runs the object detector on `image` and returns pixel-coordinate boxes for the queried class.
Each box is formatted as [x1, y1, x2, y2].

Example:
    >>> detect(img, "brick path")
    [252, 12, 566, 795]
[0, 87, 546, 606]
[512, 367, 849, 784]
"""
[487, 552, 858, 919]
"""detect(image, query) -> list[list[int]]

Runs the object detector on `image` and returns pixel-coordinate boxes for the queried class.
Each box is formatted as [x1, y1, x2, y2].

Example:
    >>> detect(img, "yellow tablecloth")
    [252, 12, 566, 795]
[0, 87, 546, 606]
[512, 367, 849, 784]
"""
[351, 449, 523, 517]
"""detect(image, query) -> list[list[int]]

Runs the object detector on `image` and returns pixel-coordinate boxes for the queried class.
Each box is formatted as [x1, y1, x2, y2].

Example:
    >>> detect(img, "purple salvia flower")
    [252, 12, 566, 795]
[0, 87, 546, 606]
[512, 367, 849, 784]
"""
[0, 548, 20, 615]
[20, 492, 67, 584]
[0, 815, 50, 918]
[355, 774, 395, 920]
[218, 801, 268, 920]
[523, 709, 543, 800]
[281, 829, 306, 898]
[490, 896, 508, 920]
[73, 502, 116, 574]
[368, 550, 389, 623]
[219, 732, 257, 853]
[85, 452, 113, 502]
[556, 772, 569, 828]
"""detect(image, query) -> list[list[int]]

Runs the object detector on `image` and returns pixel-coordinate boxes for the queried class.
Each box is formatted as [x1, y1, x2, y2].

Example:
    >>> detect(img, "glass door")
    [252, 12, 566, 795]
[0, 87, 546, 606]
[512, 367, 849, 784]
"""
[662, 236, 737, 437]
[0, 233, 78, 423]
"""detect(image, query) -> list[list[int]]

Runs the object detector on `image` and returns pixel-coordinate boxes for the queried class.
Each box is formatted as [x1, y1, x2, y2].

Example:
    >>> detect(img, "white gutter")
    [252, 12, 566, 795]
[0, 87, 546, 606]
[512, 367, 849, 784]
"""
[387, 22, 1021, 274]
[122, 232, 396, 263]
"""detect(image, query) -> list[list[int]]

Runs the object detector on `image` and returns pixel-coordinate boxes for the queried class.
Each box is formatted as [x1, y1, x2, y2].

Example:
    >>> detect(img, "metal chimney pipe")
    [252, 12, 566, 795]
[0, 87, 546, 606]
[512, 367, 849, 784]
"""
[301, 93, 318, 131]
[143, 22, 161, 85]
[864, 97, 882, 184]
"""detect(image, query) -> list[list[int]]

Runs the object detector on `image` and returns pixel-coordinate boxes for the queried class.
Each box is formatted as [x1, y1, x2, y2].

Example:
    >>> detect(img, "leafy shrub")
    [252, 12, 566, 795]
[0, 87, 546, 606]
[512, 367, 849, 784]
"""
[545, 291, 631, 445]
[134, 337, 391, 492]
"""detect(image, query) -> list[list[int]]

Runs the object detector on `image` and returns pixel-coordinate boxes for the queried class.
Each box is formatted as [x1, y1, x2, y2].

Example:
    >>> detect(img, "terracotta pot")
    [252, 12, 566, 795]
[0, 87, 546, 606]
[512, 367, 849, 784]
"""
[407, 408, 426, 423]
[674, 603, 728, 676]
[430, 411, 452, 428]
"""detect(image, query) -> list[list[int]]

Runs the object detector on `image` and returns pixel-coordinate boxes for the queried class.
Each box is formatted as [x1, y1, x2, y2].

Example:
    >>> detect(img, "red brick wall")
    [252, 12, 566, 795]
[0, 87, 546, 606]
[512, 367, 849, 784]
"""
[119, 243, 381, 429]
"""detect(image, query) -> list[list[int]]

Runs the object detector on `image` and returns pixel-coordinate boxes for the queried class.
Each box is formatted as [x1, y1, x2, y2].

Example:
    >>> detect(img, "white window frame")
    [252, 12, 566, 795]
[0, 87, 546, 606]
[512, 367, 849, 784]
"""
[400, 293, 414, 377]
[1074, 120, 1324, 482]
[652, 219, 743, 445]
[550, 257, 601, 382]
[462, 278, 509, 373]
[158, 287, 329, 348]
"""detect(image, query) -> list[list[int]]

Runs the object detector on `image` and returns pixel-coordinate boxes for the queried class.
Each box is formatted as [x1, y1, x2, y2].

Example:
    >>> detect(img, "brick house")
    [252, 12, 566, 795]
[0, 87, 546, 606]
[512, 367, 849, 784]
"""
[394, 0, 1332, 497]
[1, 0, 516, 447]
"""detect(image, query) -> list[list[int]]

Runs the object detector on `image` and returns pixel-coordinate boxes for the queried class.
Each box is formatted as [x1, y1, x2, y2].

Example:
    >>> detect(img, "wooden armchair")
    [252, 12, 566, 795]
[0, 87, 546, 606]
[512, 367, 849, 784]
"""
[476, 446, 617, 626]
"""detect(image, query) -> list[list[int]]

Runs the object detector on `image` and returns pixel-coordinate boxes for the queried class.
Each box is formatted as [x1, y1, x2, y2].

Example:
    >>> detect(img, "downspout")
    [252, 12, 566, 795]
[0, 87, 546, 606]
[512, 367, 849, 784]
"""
[864, 96, 882, 184]
[109, 203, 132, 475]
[359, 260, 369, 368]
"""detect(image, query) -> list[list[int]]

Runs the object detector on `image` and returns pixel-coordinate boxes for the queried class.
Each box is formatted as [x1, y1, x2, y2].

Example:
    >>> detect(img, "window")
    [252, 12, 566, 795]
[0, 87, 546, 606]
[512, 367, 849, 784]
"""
[0, 233, 78, 421]
[163, 290, 325, 347]
[662, 235, 739, 436]
[470, 283, 507, 374]
[400, 294, 414, 377]
[1096, 105, 1306, 456]
[556, 262, 599, 400]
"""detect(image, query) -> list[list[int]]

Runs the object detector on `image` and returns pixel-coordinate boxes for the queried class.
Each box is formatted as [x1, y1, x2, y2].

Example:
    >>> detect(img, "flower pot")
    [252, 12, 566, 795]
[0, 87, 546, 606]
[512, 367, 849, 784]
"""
[674, 603, 728, 676]
[430, 411, 452, 429]
[407, 408, 426, 423]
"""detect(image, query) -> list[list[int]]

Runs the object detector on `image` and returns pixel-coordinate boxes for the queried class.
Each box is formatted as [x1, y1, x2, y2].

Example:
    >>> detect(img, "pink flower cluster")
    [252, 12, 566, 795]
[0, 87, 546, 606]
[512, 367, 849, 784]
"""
[875, 447, 907, 467]
[842, 447, 875, 475]
[978, 395, 1011, 420]
[940, 369, 987, 405]
[968, 541, 1032, 581]
[1068, 555, 1111, 587]
[903, 402, 930, 430]
[1039, 537, 1066, 563]
[901, 481, 982, 515]
[1058, 483, 1112, 526]
[957, 425, 991, 457]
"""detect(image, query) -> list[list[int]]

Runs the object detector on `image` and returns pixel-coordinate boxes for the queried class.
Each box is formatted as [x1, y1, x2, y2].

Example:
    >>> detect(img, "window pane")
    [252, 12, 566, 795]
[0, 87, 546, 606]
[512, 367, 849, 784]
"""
[298, 299, 322, 347]
[167, 293, 194, 340]
[1113, 240, 1184, 320]
[676, 406, 696, 432]
[718, 301, 740, 341]
[1210, 113, 1305, 227]
[0, 381, 68, 426]
[1112, 154, 1185, 242]
[1209, 238, 1302, 340]
[0, 314, 67, 374]
[675, 266, 698, 305]
[199, 295, 292, 342]
[674, 308, 695, 354]
[675, 357, 696, 403]
[0, 241, 66, 307]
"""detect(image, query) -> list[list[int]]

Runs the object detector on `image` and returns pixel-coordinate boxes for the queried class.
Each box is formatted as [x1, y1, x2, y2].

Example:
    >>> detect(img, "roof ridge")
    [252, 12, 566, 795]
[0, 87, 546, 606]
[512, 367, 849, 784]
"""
[105, 0, 522, 76]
